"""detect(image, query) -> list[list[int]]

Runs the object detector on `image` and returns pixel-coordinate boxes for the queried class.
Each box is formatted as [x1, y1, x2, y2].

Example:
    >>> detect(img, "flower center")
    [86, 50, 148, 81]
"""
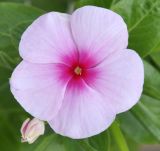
[74, 66, 82, 76]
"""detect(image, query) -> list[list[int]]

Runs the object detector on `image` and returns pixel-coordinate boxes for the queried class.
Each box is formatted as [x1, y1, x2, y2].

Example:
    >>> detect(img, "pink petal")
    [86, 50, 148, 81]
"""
[49, 78, 116, 139]
[19, 12, 77, 64]
[21, 118, 30, 138]
[85, 49, 144, 113]
[70, 6, 128, 65]
[25, 118, 45, 137]
[10, 61, 71, 120]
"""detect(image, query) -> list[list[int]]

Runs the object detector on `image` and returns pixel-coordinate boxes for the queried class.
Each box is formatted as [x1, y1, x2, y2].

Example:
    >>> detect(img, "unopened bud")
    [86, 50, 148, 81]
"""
[21, 118, 45, 144]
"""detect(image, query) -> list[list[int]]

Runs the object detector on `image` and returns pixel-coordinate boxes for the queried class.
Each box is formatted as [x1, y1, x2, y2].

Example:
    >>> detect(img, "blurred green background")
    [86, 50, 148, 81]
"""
[1, 0, 160, 151]
[0, 0, 69, 11]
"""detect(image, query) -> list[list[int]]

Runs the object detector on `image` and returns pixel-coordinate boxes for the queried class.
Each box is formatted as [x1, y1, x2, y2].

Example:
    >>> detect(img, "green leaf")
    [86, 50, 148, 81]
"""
[76, 0, 106, 8]
[150, 51, 160, 70]
[143, 61, 160, 99]
[119, 94, 160, 143]
[10, 21, 32, 49]
[0, 2, 44, 34]
[31, 0, 68, 12]
[118, 110, 156, 144]
[112, 0, 160, 57]
[0, 0, 68, 12]
[76, 0, 119, 9]
[125, 137, 140, 151]
[132, 97, 160, 140]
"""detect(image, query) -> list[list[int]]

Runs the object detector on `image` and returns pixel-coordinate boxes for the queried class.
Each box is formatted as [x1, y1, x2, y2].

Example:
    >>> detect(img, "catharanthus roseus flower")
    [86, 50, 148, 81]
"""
[21, 118, 45, 144]
[10, 6, 144, 139]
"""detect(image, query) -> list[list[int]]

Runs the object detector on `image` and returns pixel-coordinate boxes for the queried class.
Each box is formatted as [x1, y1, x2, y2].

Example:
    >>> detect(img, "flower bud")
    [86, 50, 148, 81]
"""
[21, 118, 45, 144]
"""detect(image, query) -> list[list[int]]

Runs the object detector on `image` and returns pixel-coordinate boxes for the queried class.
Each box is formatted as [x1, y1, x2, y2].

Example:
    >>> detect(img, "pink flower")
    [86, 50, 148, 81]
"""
[10, 6, 144, 139]
[21, 118, 45, 144]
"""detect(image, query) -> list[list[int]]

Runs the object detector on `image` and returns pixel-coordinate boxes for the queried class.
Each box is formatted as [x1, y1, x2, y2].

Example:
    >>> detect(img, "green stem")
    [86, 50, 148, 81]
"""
[110, 121, 129, 151]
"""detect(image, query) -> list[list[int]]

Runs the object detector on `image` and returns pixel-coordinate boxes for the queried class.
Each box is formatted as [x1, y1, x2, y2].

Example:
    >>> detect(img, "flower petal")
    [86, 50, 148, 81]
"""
[20, 12, 77, 64]
[21, 118, 30, 138]
[84, 49, 144, 113]
[10, 61, 71, 120]
[49, 78, 116, 139]
[71, 6, 128, 65]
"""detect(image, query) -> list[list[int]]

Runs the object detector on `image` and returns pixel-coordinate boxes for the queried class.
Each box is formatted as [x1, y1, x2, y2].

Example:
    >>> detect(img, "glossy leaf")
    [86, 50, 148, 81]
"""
[112, 0, 160, 57]
[150, 51, 160, 70]
[143, 61, 160, 99]
[0, 3, 44, 34]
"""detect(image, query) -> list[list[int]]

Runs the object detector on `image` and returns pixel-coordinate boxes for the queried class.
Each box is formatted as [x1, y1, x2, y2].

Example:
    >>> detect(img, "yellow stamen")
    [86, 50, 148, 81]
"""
[74, 66, 82, 75]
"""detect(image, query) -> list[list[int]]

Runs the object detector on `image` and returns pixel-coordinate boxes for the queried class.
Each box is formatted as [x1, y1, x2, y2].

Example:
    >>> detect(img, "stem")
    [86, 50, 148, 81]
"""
[110, 121, 129, 151]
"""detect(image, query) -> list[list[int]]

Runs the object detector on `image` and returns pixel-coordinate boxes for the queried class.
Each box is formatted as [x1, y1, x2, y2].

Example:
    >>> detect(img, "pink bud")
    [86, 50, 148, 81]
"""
[21, 118, 45, 144]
